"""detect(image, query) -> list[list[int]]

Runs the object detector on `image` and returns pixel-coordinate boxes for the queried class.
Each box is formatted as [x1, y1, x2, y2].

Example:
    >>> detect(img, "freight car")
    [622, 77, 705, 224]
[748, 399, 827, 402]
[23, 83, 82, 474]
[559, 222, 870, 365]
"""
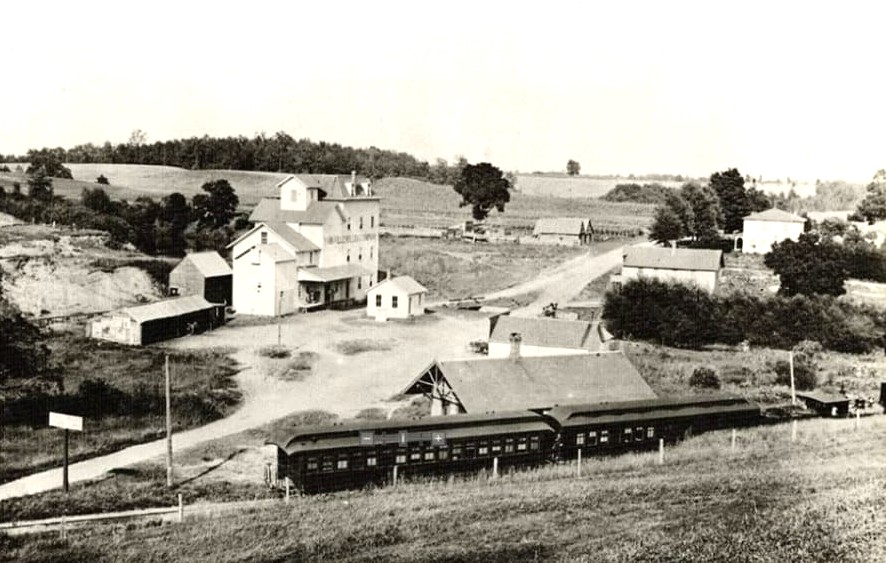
[268, 394, 761, 494]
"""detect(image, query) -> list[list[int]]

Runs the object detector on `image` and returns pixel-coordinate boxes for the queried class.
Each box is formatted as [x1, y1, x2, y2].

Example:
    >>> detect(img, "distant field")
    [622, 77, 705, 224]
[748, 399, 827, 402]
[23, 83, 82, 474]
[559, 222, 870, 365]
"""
[515, 174, 688, 198]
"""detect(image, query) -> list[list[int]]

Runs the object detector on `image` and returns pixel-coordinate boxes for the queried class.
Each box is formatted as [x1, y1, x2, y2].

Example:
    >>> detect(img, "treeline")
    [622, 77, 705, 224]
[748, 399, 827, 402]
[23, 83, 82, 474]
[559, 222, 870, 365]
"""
[601, 183, 678, 205]
[3, 132, 434, 179]
[603, 279, 885, 353]
[0, 173, 241, 256]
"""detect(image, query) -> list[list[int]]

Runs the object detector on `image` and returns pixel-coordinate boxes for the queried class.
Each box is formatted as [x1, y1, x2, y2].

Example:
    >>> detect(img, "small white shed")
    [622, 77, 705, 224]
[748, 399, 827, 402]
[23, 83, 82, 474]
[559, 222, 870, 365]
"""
[366, 276, 428, 320]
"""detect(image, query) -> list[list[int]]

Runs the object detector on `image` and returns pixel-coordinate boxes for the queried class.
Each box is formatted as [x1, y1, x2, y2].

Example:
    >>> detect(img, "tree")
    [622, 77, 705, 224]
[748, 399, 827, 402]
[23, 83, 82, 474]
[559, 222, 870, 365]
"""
[0, 295, 52, 390]
[764, 232, 850, 296]
[709, 168, 748, 233]
[96, 174, 110, 185]
[192, 179, 239, 229]
[567, 160, 581, 176]
[452, 162, 511, 221]
[680, 182, 721, 241]
[81, 187, 113, 214]
[27, 168, 53, 202]
[158, 192, 191, 256]
[856, 171, 886, 224]
[25, 149, 72, 179]
[649, 203, 687, 244]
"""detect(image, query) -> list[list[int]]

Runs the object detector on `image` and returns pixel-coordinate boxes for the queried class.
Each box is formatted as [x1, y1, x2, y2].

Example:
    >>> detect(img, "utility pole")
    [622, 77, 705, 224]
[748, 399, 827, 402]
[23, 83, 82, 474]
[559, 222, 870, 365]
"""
[166, 355, 173, 488]
[789, 351, 797, 407]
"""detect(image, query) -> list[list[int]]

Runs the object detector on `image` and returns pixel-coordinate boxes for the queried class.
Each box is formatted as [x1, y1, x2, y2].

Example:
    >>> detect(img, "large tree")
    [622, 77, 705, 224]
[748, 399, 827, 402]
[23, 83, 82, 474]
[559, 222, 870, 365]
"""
[649, 204, 686, 244]
[25, 149, 72, 179]
[679, 182, 721, 241]
[709, 168, 749, 233]
[764, 232, 850, 296]
[27, 168, 53, 202]
[566, 159, 581, 176]
[453, 162, 511, 221]
[856, 170, 886, 224]
[192, 179, 239, 229]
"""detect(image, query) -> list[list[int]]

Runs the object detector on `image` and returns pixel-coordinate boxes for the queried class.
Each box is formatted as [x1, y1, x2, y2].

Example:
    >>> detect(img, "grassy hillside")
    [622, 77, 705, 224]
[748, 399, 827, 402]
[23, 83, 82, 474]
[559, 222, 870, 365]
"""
[515, 174, 688, 198]
[0, 171, 147, 202]
[4, 415, 886, 562]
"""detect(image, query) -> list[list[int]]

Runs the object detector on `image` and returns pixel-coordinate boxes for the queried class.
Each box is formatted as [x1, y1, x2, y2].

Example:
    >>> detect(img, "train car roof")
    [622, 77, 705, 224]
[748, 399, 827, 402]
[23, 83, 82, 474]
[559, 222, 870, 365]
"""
[268, 411, 552, 454]
[546, 395, 760, 428]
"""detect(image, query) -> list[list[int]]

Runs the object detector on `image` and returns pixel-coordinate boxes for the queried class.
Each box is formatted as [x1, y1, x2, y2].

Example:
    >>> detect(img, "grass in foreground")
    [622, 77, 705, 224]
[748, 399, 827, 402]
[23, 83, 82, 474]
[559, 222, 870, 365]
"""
[3, 416, 886, 562]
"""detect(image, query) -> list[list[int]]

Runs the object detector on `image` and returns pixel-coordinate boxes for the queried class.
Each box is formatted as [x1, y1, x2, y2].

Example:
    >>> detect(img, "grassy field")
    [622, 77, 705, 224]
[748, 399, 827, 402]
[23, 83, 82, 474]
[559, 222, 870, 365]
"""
[515, 174, 689, 199]
[3, 414, 886, 562]
[0, 335, 241, 485]
[379, 236, 590, 300]
[375, 177, 655, 233]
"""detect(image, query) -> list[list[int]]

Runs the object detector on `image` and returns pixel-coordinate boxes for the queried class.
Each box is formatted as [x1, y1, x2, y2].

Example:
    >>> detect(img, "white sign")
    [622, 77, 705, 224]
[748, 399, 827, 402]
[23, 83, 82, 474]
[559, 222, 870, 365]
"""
[49, 412, 83, 432]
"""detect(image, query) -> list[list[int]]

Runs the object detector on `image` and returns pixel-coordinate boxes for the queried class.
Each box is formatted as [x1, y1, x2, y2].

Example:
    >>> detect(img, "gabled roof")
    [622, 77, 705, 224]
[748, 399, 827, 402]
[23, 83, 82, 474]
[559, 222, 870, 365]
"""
[297, 263, 373, 282]
[547, 395, 759, 428]
[743, 208, 806, 223]
[489, 316, 611, 350]
[368, 275, 428, 295]
[623, 247, 723, 272]
[249, 198, 344, 225]
[177, 251, 231, 277]
[402, 352, 656, 413]
[276, 174, 376, 199]
[533, 217, 587, 236]
[226, 222, 319, 253]
[116, 295, 218, 323]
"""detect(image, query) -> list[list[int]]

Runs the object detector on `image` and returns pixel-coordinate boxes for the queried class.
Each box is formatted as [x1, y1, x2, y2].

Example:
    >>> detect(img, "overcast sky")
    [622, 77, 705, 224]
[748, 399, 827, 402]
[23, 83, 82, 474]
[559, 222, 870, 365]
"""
[3, 1, 884, 181]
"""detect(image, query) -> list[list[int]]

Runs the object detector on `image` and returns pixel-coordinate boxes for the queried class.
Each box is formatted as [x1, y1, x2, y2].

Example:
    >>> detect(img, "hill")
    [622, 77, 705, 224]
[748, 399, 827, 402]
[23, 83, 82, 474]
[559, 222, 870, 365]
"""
[515, 174, 688, 199]
[4, 414, 885, 562]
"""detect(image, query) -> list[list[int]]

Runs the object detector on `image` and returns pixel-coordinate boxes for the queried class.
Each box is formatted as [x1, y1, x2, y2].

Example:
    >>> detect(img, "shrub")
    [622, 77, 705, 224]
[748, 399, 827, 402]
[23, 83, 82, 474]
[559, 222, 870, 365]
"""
[689, 367, 721, 389]
[258, 345, 291, 359]
[773, 360, 817, 391]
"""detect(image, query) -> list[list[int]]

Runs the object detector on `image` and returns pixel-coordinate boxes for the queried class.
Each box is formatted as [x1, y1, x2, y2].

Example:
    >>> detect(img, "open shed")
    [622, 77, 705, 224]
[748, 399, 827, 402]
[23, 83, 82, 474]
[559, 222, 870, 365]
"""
[88, 295, 225, 345]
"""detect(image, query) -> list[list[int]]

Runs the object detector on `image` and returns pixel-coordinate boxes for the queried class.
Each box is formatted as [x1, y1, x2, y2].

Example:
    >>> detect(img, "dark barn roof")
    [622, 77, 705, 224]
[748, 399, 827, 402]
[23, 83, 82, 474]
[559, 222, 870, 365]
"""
[402, 352, 657, 413]
[488, 316, 612, 351]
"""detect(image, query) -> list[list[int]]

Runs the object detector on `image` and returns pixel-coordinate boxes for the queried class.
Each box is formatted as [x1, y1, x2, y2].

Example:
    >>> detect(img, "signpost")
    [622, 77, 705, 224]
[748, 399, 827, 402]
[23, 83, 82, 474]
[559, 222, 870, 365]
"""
[49, 412, 83, 492]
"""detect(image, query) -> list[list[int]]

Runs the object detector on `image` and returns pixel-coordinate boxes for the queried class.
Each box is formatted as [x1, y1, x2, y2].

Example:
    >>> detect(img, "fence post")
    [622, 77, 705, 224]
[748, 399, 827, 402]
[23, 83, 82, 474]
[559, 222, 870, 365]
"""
[392, 465, 398, 487]
[658, 439, 664, 465]
[492, 457, 499, 479]
[731, 429, 736, 452]
[792, 420, 797, 443]
[61, 514, 67, 542]
[285, 478, 291, 503]
[178, 493, 183, 523]
[577, 448, 582, 477]
[855, 411, 860, 431]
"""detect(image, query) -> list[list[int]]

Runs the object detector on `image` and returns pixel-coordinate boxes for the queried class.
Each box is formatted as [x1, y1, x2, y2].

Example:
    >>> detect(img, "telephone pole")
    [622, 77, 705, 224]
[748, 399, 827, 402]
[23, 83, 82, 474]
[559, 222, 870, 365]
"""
[166, 355, 173, 488]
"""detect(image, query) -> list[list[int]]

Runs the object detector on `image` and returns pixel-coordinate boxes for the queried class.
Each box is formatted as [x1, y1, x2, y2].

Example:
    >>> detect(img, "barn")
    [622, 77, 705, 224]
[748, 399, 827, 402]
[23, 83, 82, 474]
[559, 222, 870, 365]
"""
[168, 251, 233, 305]
[401, 341, 656, 416]
[88, 295, 225, 345]
[620, 246, 724, 293]
[366, 276, 428, 320]
[531, 218, 593, 246]
[487, 316, 614, 358]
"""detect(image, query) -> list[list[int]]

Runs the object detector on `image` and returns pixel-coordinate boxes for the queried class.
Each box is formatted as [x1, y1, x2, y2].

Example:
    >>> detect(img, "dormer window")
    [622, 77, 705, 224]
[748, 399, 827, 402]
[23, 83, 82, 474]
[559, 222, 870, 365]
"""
[260, 232, 268, 245]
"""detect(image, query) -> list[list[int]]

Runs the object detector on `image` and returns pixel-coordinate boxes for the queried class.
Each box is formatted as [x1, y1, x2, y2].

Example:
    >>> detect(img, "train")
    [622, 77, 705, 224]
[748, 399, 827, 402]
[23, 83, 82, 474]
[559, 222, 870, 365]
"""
[267, 395, 761, 494]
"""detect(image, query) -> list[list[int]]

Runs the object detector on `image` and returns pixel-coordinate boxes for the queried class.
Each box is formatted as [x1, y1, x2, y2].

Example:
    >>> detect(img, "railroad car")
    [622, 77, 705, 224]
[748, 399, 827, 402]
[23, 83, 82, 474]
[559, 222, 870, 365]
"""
[268, 411, 554, 493]
[545, 395, 762, 461]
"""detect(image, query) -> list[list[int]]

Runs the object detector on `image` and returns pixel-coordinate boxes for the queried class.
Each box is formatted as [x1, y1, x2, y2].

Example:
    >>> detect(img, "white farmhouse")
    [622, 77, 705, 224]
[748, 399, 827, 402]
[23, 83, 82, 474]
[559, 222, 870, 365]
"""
[740, 208, 806, 254]
[229, 173, 379, 316]
[366, 275, 428, 320]
[621, 246, 723, 293]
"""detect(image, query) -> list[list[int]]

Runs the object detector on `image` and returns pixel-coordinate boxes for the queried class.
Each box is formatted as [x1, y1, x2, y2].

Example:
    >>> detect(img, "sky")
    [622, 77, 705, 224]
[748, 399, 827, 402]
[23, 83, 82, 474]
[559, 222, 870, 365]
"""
[2, 1, 885, 182]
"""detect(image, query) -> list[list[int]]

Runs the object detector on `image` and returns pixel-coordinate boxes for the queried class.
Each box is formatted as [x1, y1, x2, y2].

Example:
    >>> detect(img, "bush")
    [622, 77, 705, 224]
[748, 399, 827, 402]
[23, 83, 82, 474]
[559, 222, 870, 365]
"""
[258, 345, 291, 359]
[773, 360, 817, 391]
[689, 367, 721, 389]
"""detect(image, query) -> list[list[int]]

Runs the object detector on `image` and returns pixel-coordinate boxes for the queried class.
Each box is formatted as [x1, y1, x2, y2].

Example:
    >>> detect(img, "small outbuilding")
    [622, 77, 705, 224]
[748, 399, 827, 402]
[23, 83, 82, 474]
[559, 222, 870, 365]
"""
[366, 276, 428, 320]
[532, 218, 593, 246]
[621, 246, 724, 293]
[168, 251, 233, 305]
[88, 295, 225, 345]
[739, 208, 806, 254]
[796, 391, 851, 417]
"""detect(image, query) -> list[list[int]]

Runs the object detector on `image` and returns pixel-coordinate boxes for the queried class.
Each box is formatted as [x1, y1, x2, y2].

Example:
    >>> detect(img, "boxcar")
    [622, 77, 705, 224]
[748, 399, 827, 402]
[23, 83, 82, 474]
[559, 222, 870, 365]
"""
[268, 411, 555, 494]
[545, 395, 761, 461]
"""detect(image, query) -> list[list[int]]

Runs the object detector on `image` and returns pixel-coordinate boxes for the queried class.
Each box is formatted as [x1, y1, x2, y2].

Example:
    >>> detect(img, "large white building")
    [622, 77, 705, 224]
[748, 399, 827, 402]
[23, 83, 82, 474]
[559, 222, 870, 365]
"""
[741, 208, 806, 254]
[229, 173, 379, 316]
[620, 246, 724, 294]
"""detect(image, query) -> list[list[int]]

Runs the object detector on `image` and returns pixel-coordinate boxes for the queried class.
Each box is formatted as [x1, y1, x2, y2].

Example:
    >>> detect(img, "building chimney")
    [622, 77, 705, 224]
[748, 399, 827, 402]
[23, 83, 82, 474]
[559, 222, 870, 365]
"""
[350, 170, 357, 196]
[509, 332, 522, 361]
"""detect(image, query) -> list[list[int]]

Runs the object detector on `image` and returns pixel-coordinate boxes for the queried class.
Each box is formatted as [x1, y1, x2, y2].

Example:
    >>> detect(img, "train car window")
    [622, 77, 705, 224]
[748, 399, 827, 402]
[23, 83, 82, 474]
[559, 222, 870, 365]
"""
[438, 449, 450, 461]
[588, 431, 598, 446]
[491, 444, 502, 454]
[478, 446, 489, 456]
[465, 445, 476, 458]
[395, 454, 407, 464]
[635, 427, 644, 442]
[647, 426, 655, 439]
[517, 440, 528, 451]
[336, 459, 349, 470]
[366, 456, 377, 467]
[410, 450, 421, 462]
[600, 430, 609, 444]
[623, 427, 632, 442]
[321, 457, 334, 472]
[529, 436, 540, 451]
[452, 445, 463, 456]
[505, 439, 515, 453]
[306, 458, 319, 471]
[424, 451, 435, 461]
[576, 433, 585, 446]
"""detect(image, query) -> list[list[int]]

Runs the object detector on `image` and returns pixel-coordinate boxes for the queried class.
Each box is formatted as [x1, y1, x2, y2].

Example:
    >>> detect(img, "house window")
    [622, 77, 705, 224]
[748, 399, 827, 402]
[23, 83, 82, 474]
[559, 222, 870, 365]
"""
[357, 278, 362, 290]
[366, 456, 377, 467]
[359, 216, 364, 229]
[395, 454, 406, 464]
[358, 248, 362, 261]
[347, 251, 351, 262]
[347, 219, 351, 231]
[376, 295, 382, 307]
[290, 189, 298, 202]
[392, 296, 398, 308]
[336, 459, 349, 470]
[370, 246, 373, 259]
[260, 231, 268, 244]
[371, 216, 375, 228]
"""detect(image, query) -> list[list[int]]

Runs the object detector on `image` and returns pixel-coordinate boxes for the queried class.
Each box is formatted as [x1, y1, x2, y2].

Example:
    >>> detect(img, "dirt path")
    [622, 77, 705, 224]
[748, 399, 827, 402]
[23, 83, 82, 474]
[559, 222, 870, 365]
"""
[0, 311, 487, 501]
